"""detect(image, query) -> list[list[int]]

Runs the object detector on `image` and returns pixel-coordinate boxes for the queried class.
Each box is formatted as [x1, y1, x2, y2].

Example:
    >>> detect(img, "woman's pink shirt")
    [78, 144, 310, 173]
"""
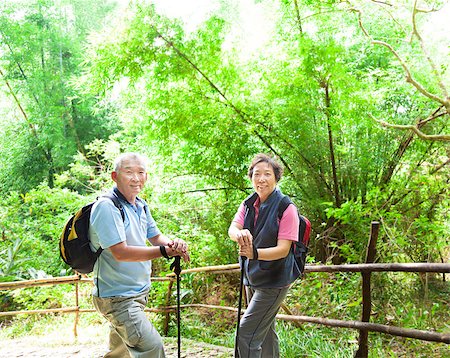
[232, 198, 299, 241]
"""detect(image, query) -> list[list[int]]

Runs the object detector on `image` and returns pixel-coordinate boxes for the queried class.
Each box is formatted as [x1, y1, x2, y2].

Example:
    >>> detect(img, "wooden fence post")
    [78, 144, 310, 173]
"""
[355, 221, 380, 358]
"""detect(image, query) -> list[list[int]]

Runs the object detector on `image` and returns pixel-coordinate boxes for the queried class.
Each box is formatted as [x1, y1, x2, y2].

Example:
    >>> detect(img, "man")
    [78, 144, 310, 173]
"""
[89, 152, 190, 358]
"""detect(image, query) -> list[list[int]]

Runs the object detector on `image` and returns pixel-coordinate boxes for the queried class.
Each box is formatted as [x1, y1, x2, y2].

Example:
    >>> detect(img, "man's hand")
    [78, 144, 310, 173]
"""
[167, 238, 190, 262]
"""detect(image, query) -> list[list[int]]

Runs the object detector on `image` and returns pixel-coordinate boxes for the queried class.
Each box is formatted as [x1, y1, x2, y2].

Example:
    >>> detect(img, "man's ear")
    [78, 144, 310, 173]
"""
[111, 171, 117, 183]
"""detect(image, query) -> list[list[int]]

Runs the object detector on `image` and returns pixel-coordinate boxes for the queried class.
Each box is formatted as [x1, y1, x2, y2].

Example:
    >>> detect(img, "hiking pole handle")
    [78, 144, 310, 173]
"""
[170, 255, 181, 275]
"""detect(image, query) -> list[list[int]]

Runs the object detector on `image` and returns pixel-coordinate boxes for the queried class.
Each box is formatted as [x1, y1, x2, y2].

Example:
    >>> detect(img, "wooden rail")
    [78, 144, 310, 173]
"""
[0, 275, 174, 336]
[0, 222, 449, 355]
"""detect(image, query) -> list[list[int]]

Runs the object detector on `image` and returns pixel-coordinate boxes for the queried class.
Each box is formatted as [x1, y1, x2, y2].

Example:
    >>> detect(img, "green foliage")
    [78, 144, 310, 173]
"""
[173, 309, 235, 347]
[0, 0, 121, 193]
[150, 183, 240, 268]
[0, 1, 449, 356]
[0, 185, 94, 279]
[0, 238, 29, 282]
[54, 139, 122, 194]
[284, 269, 450, 357]
[76, 0, 450, 266]
[11, 286, 66, 311]
[278, 323, 360, 358]
[287, 273, 362, 321]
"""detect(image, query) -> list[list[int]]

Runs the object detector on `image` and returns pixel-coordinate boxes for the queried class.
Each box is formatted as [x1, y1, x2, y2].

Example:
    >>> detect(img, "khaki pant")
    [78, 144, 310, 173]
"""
[93, 291, 165, 358]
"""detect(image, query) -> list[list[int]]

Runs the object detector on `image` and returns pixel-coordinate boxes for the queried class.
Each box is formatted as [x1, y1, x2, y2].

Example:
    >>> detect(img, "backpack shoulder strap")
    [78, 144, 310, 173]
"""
[102, 192, 125, 221]
[243, 192, 258, 232]
[278, 195, 293, 220]
[136, 196, 148, 215]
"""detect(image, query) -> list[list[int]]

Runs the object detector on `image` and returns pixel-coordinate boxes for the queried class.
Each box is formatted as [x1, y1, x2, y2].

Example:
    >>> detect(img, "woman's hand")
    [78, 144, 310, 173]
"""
[237, 230, 254, 259]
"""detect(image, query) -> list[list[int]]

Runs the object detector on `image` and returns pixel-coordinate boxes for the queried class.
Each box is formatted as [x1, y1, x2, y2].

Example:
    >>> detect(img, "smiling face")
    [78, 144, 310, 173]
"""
[111, 155, 147, 204]
[251, 161, 277, 202]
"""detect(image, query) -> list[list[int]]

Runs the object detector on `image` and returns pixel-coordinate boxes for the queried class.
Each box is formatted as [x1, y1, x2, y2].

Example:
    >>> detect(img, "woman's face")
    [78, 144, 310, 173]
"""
[251, 161, 277, 202]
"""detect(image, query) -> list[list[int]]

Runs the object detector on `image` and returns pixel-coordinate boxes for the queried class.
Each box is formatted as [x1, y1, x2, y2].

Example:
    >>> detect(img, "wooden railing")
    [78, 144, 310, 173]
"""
[0, 275, 174, 337]
[1, 222, 449, 357]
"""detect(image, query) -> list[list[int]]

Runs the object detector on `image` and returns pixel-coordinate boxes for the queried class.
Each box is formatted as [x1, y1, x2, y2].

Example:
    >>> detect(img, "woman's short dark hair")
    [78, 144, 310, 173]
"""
[248, 153, 284, 182]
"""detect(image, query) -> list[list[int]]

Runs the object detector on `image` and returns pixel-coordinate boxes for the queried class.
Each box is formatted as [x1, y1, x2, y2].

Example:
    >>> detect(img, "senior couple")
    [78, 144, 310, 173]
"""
[89, 152, 300, 358]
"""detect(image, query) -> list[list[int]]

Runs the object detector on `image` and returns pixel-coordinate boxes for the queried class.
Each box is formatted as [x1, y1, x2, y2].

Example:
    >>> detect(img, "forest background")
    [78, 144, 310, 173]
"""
[0, 0, 449, 357]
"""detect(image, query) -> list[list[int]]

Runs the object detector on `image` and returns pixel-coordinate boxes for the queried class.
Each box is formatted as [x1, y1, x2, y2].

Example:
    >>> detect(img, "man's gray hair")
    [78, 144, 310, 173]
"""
[114, 152, 148, 172]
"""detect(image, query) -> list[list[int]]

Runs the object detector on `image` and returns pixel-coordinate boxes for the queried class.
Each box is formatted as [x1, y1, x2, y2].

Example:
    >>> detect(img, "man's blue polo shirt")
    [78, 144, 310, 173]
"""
[89, 189, 161, 298]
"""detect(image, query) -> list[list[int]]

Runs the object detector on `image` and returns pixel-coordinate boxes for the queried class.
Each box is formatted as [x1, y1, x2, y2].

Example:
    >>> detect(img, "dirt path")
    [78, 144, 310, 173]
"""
[0, 321, 233, 358]
[0, 337, 233, 357]
[0, 313, 234, 357]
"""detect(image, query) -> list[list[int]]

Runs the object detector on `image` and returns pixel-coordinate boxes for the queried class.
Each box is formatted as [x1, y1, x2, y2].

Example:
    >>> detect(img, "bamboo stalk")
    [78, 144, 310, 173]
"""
[1, 263, 448, 292]
[0, 276, 171, 290]
[161, 304, 450, 344]
[0, 275, 82, 290]
[0, 307, 80, 316]
[74, 281, 79, 337]
[276, 314, 450, 344]
[303, 263, 450, 273]
[0, 306, 174, 317]
[164, 262, 450, 277]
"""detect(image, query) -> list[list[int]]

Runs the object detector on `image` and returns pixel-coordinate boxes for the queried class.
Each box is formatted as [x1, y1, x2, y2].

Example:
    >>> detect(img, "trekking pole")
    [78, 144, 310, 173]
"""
[170, 256, 182, 358]
[235, 256, 246, 358]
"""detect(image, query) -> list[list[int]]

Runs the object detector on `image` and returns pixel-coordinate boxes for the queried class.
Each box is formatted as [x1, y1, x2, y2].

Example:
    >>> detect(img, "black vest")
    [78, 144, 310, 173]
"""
[242, 188, 297, 288]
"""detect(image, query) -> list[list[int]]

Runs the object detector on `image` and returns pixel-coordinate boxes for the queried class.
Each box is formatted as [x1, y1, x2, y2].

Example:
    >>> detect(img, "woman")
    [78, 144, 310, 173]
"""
[228, 153, 300, 358]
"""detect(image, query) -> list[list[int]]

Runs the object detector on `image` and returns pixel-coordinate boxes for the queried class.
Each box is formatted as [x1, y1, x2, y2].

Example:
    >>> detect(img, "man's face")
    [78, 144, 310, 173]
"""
[112, 157, 147, 200]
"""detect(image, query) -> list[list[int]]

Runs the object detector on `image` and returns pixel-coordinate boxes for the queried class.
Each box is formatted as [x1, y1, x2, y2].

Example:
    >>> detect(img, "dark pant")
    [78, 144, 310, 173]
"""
[236, 286, 289, 358]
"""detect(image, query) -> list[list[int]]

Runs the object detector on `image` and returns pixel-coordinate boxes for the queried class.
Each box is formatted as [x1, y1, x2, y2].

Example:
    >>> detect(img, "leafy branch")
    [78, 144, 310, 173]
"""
[138, 8, 329, 200]
[372, 107, 450, 142]
[350, 1, 450, 140]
